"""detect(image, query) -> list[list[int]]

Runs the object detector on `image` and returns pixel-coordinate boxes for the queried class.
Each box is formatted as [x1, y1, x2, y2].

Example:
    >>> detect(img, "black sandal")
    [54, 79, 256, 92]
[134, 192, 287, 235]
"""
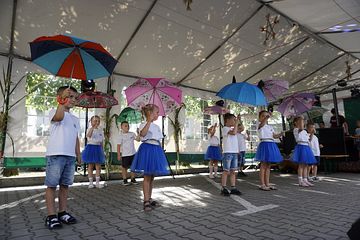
[149, 198, 161, 208]
[143, 201, 152, 212]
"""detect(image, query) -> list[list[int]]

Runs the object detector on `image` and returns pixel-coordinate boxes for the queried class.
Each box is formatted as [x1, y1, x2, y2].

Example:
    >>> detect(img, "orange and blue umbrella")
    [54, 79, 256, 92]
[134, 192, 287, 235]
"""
[30, 35, 117, 80]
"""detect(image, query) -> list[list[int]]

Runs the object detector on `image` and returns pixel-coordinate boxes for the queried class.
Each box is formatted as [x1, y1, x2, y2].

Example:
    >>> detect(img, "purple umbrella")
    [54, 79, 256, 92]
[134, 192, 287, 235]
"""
[277, 93, 315, 117]
[258, 79, 289, 101]
[204, 105, 229, 115]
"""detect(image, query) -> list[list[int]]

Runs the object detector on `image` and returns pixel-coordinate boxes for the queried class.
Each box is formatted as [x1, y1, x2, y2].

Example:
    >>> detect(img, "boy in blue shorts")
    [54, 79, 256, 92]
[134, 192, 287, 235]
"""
[221, 113, 242, 196]
[44, 86, 81, 229]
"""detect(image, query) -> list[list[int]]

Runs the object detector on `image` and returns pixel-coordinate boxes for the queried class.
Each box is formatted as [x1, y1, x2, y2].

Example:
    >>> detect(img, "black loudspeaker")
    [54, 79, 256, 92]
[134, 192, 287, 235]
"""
[283, 130, 296, 155]
[317, 128, 346, 155]
[348, 217, 360, 240]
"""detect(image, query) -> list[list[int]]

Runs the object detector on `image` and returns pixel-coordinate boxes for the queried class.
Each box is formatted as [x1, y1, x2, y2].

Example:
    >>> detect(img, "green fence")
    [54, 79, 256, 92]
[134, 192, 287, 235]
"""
[3, 152, 257, 169]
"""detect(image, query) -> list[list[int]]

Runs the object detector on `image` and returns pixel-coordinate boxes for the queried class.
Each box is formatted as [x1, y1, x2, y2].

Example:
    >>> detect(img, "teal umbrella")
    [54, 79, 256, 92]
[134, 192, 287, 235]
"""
[116, 107, 142, 124]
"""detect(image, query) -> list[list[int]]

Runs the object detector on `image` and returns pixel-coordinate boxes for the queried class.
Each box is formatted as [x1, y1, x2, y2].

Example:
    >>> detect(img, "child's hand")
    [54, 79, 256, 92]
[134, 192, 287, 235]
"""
[320, 144, 324, 148]
[76, 155, 82, 165]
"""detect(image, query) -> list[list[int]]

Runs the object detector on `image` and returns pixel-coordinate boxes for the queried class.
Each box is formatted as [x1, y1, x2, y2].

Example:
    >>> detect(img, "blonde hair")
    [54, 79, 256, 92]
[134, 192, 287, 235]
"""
[142, 104, 159, 119]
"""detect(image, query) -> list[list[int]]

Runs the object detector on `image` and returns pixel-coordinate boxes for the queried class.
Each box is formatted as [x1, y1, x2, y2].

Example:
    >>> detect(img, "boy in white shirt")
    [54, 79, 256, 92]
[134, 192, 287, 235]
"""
[221, 113, 241, 196]
[44, 86, 81, 229]
[237, 123, 250, 177]
[117, 121, 140, 185]
[307, 122, 323, 181]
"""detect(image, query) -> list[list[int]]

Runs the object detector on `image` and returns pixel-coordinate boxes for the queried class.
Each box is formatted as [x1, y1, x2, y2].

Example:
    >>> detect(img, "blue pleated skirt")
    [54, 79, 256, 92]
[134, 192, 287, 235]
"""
[82, 144, 105, 164]
[130, 143, 170, 176]
[292, 144, 317, 165]
[255, 142, 283, 163]
[205, 146, 222, 161]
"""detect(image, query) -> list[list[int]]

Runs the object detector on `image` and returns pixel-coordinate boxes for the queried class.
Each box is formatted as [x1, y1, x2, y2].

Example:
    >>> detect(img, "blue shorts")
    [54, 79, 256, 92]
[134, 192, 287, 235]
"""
[238, 151, 246, 166]
[223, 153, 238, 172]
[45, 155, 76, 187]
[314, 156, 320, 165]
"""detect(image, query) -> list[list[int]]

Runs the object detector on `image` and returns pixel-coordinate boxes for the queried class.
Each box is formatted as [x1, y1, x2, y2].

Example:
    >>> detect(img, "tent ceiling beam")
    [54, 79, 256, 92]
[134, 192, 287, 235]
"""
[318, 67, 360, 93]
[175, 4, 264, 85]
[243, 37, 309, 82]
[114, 0, 158, 64]
[317, 81, 360, 95]
[111, 71, 216, 94]
[261, 1, 360, 62]
[289, 53, 346, 87]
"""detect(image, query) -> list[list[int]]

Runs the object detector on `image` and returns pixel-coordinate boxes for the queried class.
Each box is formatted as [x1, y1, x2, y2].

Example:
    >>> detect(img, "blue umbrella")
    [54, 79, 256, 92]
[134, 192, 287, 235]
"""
[216, 76, 267, 106]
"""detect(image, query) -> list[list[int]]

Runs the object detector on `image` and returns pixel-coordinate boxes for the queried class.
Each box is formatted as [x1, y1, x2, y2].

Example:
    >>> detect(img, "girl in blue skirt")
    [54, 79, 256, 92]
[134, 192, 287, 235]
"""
[292, 116, 317, 187]
[256, 110, 283, 191]
[205, 123, 222, 178]
[131, 104, 169, 211]
[82, 115, 105, 188]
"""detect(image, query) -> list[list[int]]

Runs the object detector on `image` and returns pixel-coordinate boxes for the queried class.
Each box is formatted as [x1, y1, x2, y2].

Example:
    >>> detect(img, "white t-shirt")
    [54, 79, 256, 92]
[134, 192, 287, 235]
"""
[309, 134, 320, 156]
[293, 128, 309, 145]
[118, 132, 137, 157]
[258, 124, 274, 141]
[209, 135, 220, 146]
[46, 109, 80, 157]
[87, 128, 104, 145]
[237, 133, 248, 152]
[222, 126, 239, 153]
[139, 122, 163, 141]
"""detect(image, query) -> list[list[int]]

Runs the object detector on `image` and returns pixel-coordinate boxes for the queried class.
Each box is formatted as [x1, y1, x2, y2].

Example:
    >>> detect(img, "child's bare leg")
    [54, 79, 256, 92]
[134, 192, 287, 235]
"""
[121, 166, 128, 180]
[265, 163, 271, 186]
[95, 164, 101, 177]
[130, 172, 136, 180]
[230, 170, 236, 187]
[221, 170, 229, 187]
[213, 161, 218, 176]
[259, 162, 266, 186]
[88, 164, 94, 179]
[313, 165, 318, 177]
[209, 160, 214, 177]
[58, 185, 69, 212]
[143, 176, 152, 201]
[45, 187, 57, 216]
[95, 164, 102, 186]
[298, 164, 304, 184]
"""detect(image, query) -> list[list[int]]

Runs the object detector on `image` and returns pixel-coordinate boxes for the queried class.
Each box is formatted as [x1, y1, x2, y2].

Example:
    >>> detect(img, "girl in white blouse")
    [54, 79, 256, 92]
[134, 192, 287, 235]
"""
[255, 110, 283, 191]
[292, 116, 317, 187]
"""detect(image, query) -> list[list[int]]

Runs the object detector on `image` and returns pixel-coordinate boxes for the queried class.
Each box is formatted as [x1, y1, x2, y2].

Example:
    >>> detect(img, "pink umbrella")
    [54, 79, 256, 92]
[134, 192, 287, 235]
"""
[277, 93, 315, 117]
[258, 79, 289, 101]
[124, 78, 182, 116]
[204, 105, 229, 115]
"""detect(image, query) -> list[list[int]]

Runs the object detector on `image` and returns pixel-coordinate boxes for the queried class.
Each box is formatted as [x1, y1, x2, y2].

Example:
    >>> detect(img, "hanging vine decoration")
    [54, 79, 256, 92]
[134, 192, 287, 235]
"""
[345, 56, 352, 81]
[183, 0, 192, 11]
[260, 13, 280, 45]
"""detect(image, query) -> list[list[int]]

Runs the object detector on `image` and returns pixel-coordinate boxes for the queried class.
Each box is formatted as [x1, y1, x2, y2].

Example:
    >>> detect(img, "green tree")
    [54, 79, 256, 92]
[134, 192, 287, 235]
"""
[25, 73, 81, 111]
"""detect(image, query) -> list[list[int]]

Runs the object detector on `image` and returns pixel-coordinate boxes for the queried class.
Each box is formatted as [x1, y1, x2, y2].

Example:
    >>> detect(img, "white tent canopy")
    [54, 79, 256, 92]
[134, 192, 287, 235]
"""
[1, 0, 360, 97]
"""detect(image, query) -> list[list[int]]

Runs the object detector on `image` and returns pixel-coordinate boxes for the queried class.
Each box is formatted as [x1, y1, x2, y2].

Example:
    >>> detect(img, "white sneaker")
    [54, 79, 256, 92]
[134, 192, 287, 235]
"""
[209, 174, 214, 179]
[88, 184, 94, 189]
[96, 183, 104, 188]
[304, 180, 314, 186]
[213, 174, 218, 178]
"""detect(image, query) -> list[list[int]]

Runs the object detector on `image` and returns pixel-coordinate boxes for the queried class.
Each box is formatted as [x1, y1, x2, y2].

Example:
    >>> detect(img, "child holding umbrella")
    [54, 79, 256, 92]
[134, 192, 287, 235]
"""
[130, 104, 170, 211]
